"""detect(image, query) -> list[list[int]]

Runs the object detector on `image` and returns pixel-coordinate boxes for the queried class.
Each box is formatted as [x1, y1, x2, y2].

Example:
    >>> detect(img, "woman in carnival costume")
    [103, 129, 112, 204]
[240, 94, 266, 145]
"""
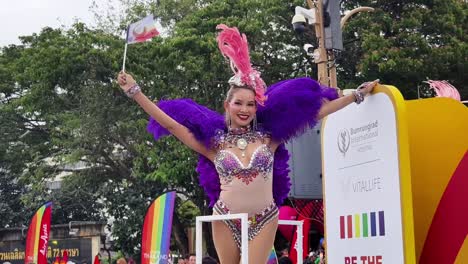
[117, 24, 378, 263]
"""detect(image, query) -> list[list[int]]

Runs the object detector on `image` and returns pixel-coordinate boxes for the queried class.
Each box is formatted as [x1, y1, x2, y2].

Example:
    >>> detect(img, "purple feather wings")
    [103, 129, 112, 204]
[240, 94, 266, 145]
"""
[146, 78, 338, 207]
[258, 77, 338, 142]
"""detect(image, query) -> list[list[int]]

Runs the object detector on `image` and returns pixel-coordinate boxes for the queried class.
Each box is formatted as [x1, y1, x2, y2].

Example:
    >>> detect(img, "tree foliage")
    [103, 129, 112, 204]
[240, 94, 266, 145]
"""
[340, 0, 467, 99]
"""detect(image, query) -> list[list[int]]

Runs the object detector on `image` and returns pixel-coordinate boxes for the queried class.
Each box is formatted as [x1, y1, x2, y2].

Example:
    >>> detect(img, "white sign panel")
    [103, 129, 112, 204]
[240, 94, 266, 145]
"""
[322, 93, 404, 264]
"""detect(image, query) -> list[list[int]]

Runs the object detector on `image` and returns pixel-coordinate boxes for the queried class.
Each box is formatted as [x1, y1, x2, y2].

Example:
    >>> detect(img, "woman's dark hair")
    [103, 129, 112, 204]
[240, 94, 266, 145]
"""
[201, 256, 218, 264]
[278, 256, 293, 264]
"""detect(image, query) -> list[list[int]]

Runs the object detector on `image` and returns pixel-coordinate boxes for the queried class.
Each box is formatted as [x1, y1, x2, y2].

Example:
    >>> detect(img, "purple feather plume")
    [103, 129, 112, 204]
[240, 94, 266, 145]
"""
[196, 155, 221, 207]
[258, 77, 338, 142]
[272, 144, 291, 206]
[147, 99, 225, 148]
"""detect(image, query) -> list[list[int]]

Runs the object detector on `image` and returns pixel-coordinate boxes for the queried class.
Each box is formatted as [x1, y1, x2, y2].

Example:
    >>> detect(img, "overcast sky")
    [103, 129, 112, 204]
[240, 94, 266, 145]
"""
[0, 0, 104, 46]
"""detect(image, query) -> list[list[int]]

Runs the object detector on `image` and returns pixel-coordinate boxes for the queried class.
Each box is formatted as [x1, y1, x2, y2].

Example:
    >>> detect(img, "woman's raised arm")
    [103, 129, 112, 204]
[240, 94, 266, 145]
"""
[117, 72, 216, 160]
[317, 80, 379, 120]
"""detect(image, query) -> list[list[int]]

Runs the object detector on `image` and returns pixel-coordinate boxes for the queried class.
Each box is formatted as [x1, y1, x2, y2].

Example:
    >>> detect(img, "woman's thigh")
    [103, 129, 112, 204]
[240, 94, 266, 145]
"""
[212, 220, 240, 264]
[248, 217, 278, 264]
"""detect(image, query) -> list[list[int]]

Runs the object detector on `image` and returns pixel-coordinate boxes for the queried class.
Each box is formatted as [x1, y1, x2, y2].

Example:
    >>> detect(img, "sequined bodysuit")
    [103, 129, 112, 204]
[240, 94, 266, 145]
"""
[213, 129, 279, 249]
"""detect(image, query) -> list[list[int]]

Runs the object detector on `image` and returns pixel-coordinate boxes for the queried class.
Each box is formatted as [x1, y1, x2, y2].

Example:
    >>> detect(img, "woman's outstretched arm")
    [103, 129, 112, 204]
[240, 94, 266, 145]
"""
[317, 80, 379, 119]
[118, 72, 216, 160]
[269, 80, 379, 151]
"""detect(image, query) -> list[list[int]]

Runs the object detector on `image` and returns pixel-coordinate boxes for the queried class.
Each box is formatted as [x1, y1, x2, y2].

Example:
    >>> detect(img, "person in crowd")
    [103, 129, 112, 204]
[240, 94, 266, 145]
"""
[201, 256, 218, 264]
[187, 254, 196, 264]
[278, 255, 293, 264]
[116, 258, 127, 264]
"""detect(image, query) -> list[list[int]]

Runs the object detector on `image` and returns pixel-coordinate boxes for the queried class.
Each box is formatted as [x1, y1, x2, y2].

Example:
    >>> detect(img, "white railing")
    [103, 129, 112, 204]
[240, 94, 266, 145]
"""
[278, 220, 304, 264]
[195, 216, 304, 264]
[196, 213, 249, 264]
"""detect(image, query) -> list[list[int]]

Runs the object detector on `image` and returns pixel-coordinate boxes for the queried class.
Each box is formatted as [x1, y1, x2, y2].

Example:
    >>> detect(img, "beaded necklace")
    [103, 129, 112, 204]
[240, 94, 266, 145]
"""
[222, 127, 263, 158]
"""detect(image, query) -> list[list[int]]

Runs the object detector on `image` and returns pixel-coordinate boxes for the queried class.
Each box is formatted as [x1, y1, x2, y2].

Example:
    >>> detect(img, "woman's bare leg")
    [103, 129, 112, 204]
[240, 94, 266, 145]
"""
[212, 220, 240, 264]
[248, 217, 278, 264]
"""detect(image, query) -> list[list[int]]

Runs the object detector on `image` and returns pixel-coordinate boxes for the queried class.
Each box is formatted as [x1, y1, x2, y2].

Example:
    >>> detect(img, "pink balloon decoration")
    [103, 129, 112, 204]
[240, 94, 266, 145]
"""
[278, 206, 298, 241]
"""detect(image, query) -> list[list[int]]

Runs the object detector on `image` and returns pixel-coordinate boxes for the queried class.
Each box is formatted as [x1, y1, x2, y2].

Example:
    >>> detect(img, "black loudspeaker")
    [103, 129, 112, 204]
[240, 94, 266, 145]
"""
[286, 122, 323, 199]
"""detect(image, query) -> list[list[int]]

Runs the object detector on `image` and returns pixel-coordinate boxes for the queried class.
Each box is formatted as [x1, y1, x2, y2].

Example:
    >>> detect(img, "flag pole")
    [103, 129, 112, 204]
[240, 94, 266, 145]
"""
[122, 14, 160, 72]
[122, 43, 128, 72]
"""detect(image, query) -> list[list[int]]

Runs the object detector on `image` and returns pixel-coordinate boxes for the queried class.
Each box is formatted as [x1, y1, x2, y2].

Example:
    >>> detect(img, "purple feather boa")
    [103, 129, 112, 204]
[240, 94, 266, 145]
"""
[146, 78, 337, 207]
[271, 143, 291, 206]
[196, 155, 221, 206]
[258, 77, 338, 142]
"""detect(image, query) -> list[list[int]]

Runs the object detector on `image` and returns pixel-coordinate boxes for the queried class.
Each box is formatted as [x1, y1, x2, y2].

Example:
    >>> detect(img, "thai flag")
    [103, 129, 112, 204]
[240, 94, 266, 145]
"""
[126, 15, 160, 44]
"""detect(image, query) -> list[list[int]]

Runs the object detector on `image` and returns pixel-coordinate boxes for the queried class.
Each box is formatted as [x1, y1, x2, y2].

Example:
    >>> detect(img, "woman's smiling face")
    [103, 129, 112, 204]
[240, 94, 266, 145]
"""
[224, 88, 257, 128]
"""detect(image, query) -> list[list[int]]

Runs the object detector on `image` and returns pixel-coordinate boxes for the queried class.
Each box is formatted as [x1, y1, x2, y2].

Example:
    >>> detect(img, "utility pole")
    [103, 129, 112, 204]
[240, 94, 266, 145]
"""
[307, 0, 328, 86]
[301, 0, 374, 89]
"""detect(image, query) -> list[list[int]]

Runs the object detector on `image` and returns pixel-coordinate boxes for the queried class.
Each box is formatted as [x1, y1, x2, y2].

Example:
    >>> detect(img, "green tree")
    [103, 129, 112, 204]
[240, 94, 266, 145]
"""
[339, 0, 467, 99]
[0, 23, 203, 258]
[0, 44, 30, 227]
[0, 24, 130, 223]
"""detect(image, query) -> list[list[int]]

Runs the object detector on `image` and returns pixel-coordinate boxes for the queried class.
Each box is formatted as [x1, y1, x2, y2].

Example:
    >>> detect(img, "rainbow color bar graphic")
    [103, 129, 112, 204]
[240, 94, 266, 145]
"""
[340, 211, 385, 239]
[141, 192, 176, 264]
[267, 247, 278, 264]
[25, 202, 53, 264]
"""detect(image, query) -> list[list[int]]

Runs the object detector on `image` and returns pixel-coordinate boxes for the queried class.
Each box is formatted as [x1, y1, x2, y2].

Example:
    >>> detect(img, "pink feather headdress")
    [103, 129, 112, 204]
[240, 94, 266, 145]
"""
[426, 80, 461, 101]
[216, 24, 267, 105]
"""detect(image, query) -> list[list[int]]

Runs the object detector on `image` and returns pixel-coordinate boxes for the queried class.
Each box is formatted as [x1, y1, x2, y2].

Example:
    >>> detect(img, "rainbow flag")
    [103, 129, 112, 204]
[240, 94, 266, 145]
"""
[267, 247, 278, 264]
[141, 192, 176, 264]
[24, 202, 52, 264]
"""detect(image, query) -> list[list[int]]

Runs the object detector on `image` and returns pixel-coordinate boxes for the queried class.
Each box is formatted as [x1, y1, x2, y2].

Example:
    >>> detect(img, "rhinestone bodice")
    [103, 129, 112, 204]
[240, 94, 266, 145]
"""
[214, 144, 274, 185]
[213, 129, 275, 217]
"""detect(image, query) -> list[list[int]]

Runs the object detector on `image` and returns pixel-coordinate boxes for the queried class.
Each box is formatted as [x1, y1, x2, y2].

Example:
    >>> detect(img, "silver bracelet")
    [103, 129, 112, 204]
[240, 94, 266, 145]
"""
[125, 84, 141, 98]
[353, 89, 365, 104]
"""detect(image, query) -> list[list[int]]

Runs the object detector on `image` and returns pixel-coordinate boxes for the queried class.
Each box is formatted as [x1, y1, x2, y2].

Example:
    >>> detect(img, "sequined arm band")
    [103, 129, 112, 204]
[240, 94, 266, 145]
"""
[125, 84, 141, 98]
